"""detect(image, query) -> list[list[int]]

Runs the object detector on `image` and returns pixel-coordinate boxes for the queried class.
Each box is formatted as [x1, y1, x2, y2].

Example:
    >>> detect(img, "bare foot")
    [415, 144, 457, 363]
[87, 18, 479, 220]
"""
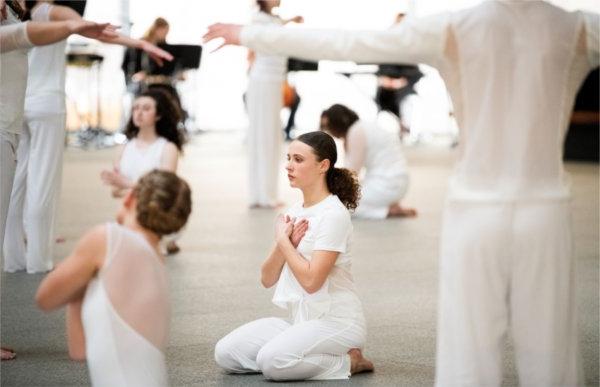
[1, 347, 16, 361]
[388, 203, 417, 218]
[348, 348, 374, 375]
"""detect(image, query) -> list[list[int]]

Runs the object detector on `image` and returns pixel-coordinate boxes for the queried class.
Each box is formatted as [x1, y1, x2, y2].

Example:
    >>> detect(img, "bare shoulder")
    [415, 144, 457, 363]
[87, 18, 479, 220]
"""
[164, 141, 179, 155]
[72, 224, 108, 266]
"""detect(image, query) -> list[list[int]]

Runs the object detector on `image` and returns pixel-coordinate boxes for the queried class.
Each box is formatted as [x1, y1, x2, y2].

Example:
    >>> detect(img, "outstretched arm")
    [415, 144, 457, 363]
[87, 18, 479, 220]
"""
[0, 20, 117, 53]
[48, 5, 173, 65]
[36, 225, 106, 311]
[204, 13, 449, 67]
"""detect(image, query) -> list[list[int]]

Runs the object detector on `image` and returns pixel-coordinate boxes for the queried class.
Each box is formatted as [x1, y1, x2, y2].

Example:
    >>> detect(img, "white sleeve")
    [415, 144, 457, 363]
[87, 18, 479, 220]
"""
[240, 13, 450, 67]
[345, 123, 367, 173]
[313, 210, 352, 253]
[0, 22, 33, 53]
[583, 12, 599, 68]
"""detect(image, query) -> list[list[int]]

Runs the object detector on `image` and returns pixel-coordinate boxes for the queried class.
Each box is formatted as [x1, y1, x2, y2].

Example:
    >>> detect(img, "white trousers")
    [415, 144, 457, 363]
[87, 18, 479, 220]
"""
[214, 317, 365, 381]
[246, 78, 283, 207]
[3, 112, 65, 273]
[0, 130, 19, 264]
[354, 174, 409, 219]
[435, 199, 581, 386]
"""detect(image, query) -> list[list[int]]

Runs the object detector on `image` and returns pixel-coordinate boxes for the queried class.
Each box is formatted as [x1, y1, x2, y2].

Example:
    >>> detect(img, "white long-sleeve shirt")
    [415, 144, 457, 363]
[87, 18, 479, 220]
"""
[0, 8, 32, 133]
[241, 1, 600, 201]
[0, 22, 32, 53]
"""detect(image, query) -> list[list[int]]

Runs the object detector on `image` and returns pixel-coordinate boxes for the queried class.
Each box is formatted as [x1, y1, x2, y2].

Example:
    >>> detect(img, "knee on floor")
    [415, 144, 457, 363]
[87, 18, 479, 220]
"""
[213, 338, 240, 372]
[256, 346, 299, 381]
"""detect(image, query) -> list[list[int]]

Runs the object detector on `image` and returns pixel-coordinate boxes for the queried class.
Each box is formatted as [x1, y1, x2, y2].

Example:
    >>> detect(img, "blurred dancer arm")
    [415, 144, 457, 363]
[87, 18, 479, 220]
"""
[159, 142, 179, 172]
[48, 4, 173, 65]
[0, 20, 116, 52]
[101, 145, 133, 197]
[344, 123, 367, 174]
[204, 13, 449, 67]
[66, 297, 86, 360]
[35, 225, 106, 311]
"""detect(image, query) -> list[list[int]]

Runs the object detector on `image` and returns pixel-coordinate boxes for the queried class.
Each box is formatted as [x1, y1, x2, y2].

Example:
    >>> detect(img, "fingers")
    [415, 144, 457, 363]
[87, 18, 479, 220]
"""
[202, 23, 223, 43]
[209, 41, 226, 53]
[149, 53, 164, 67]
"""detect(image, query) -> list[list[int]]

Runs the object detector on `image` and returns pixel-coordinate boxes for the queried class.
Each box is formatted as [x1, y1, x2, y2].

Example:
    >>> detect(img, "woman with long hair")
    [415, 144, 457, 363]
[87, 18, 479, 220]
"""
[320, 104, 417, 218]
[214, 131, 373, 381]
[36, 170, 192, 386]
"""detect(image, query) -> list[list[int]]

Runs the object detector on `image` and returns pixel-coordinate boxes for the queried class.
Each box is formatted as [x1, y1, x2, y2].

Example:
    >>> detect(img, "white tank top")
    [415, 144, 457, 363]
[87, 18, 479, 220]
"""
[25, 3, 67, 114]
[119, 137, 168, 182]
[81, 222, 169, 387]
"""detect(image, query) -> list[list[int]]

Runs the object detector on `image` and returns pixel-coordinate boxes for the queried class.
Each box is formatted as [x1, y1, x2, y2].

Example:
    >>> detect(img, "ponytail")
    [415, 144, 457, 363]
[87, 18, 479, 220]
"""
[326, 167, 360, 211]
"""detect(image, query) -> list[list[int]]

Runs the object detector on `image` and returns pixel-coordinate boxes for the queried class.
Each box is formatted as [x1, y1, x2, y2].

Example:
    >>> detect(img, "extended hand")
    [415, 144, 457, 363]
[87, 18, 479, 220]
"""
[69, 21, 119, 40]
[290, 16, 304, 24]
[202, 23, 243, 52]
[140, 40, 174, 67]
[100, 168, 130, 190]
[290, 218, 308, 248]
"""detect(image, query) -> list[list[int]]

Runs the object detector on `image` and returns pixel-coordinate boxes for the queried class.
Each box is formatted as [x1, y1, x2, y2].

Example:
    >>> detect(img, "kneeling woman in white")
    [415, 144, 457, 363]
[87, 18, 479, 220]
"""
[35, 171, 192, 386]
[321, 104, 416, 219]
[215, 131, 374, 381]
[101, 89, 184, 254]
[101, 89, 184, 197]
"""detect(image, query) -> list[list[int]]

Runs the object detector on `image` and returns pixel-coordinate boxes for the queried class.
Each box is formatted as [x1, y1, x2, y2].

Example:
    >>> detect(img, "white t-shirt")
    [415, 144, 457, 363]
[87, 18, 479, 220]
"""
[272, 195, 364, 324]
[346, 120, 408, 180]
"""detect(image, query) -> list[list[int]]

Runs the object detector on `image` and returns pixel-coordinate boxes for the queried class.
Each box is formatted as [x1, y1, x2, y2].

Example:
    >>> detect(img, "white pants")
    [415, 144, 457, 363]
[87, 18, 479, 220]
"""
[0, 130, 19, 264]
[435, 199, 581, 386]
[3, 112, 65, 273]
[246, 78, 283, 207]
[214, 317, 365, 381]
[354, 174, 409, 219]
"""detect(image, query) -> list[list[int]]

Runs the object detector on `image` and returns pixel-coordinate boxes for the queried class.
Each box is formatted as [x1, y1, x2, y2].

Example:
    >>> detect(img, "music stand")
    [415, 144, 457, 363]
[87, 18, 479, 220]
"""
[287, 58, 318, 72]
[148, 44, 202, 76]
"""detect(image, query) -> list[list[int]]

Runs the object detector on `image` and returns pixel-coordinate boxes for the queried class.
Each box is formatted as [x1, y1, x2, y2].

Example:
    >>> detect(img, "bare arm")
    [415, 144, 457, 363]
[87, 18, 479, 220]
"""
[26, 19, 116, 46]
[66, 298, 86, 361]
[261, 217, 308, 288]
[36, 225, 106, 311]
[49, 5, 172, 65]
[159, 142, 179, 173]
[274, 216, 336, 294]
[261, 245, 286, 288]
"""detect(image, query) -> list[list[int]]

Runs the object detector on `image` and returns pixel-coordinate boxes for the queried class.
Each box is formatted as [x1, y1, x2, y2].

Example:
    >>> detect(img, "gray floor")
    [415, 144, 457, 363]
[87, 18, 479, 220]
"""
[1, 132, 598, 386]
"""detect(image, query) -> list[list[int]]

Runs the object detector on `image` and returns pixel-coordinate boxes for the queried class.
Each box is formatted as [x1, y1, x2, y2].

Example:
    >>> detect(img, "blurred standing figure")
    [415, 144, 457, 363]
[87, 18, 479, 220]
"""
[204, 1, 600, 385]
[3, 2, 172, 274]
[246, 0, 302, 208]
